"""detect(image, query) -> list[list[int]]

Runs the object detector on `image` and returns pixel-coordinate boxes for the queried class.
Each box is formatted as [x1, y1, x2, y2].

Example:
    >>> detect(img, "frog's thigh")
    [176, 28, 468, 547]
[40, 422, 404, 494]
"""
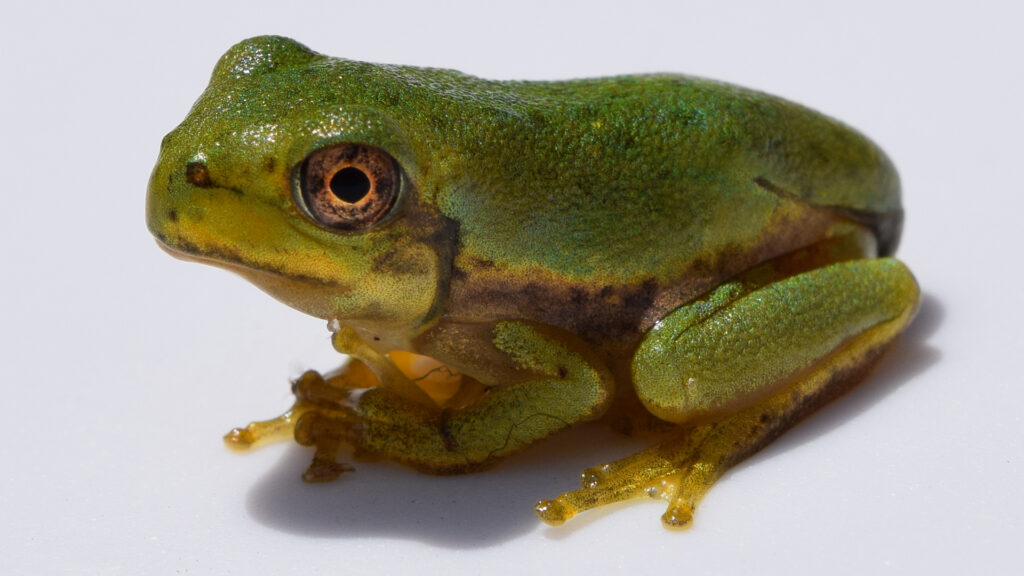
[633, 258, 919, 424]
[536, 258, 918, 527]
[355, 321, 613, 472]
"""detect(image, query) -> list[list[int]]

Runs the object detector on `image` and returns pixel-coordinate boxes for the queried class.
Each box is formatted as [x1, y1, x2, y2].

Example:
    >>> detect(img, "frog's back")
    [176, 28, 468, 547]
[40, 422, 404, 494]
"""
[431, 72, 901, 288]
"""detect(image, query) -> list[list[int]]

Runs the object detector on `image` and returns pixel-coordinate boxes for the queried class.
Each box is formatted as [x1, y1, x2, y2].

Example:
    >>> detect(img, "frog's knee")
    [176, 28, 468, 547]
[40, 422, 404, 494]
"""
[632, 258, 918, 424]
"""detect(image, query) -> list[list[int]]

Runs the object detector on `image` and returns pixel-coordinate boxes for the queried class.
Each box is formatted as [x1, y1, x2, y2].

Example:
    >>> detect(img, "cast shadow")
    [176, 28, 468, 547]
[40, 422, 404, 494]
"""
[246, 292, 943, 547]
[245, 418, 647, 548]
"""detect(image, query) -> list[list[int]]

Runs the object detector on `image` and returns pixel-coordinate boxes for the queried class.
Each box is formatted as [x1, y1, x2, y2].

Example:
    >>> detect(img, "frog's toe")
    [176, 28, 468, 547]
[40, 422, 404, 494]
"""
[224, 410, 300, 450]
[534, 498, 574, 525]
[650, 463, 718, 529]
[301, 445, 356, 482]
[661, 496, 695, 528]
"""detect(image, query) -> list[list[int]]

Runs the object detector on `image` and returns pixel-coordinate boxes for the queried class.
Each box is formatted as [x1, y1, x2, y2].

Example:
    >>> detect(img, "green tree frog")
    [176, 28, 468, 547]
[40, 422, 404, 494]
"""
[147, 36, 919, 528]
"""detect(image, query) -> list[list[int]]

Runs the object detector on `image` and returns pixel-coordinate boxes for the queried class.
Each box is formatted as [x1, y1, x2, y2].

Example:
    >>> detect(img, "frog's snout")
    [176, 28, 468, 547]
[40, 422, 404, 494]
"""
[145, 144, 208, 248]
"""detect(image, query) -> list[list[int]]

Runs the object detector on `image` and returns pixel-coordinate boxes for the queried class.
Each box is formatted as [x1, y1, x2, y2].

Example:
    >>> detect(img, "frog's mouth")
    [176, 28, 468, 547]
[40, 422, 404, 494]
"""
[154, 235, 231, 266]
[153, 235, 272, 280]
[153, 235, 347, 288]
[153, 235, 358, 322]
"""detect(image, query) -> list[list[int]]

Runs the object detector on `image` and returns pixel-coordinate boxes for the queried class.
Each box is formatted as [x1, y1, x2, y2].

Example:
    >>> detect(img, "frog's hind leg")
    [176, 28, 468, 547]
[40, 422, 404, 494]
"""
[537, 254, 919, 528]
[537, 334, 893, 527]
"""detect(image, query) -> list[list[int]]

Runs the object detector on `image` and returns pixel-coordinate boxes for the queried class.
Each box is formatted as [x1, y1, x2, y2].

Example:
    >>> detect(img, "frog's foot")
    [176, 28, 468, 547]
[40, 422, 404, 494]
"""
[535, 424, 721, 529]
[223, 370, 365, 481]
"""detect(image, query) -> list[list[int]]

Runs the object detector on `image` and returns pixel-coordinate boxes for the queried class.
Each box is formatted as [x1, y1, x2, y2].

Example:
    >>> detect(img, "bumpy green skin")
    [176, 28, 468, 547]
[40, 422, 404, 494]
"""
[147, 36, 918, 527]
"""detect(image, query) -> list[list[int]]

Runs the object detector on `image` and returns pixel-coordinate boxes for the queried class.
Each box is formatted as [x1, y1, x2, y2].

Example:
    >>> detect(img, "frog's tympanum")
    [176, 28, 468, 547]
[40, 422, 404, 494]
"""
[147, 36, 918, 528]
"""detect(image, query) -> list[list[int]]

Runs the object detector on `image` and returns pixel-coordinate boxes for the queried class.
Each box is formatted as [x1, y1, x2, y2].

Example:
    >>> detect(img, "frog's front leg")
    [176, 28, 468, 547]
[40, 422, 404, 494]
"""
[221, 324, 447, 473]
[537, 256, 919, 528]
[295, 320, 614, 476]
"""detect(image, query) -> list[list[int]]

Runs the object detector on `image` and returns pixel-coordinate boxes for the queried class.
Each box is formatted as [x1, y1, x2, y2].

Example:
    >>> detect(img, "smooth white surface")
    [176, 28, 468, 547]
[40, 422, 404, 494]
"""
[2, 1, 1021, 574]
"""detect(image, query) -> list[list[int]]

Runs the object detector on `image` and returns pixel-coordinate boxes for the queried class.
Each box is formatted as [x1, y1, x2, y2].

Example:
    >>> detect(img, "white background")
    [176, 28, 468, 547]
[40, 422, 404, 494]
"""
[2, 1, 1021, 574]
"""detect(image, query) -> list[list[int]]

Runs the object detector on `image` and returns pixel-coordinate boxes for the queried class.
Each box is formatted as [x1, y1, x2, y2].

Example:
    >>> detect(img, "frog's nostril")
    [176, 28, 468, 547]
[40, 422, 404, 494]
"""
[185, 160, 212, 187]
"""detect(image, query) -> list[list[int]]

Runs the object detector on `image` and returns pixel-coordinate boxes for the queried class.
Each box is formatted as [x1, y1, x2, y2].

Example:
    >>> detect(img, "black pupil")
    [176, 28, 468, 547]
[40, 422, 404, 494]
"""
[329, 167, 372, 203]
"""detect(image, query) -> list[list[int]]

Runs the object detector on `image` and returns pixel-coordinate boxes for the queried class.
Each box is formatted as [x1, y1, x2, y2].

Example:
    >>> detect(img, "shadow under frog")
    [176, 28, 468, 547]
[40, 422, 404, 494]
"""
[245, 418, 648, 545]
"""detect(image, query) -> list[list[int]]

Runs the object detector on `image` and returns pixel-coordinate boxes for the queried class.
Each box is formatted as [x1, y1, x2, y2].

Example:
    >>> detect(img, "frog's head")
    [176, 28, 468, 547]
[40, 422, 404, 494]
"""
[147, 36, 454, 340]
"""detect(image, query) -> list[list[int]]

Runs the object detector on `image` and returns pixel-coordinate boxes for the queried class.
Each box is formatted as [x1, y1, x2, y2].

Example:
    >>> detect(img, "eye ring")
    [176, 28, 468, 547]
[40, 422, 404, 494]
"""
[299, 143, 401, 230]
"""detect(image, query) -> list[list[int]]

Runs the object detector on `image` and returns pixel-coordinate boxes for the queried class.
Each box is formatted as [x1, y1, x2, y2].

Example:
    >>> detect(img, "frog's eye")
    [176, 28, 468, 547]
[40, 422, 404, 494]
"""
[299, 144, 401, 230]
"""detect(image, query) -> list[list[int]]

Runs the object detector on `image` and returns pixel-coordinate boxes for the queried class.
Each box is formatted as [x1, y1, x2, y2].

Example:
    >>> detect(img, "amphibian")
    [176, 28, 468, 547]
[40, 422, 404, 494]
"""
[147, 36, 918, 527]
